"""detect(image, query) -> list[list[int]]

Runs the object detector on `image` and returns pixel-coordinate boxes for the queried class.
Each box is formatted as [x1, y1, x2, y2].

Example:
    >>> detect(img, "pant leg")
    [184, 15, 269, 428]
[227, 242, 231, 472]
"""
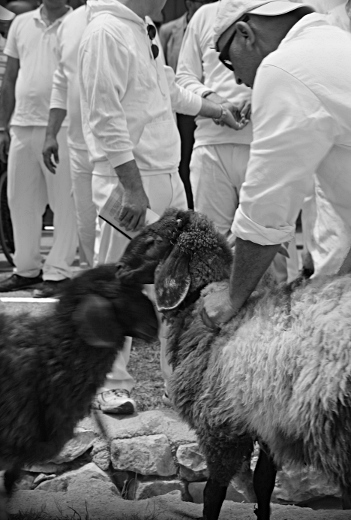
[142, 172, 187, 393]
[191, 143, 250, 237]
[39, 127, 78, 280]
[92, 173, 130, 265]
[69, 147, 99, 268]
[7, 126, 47, 277]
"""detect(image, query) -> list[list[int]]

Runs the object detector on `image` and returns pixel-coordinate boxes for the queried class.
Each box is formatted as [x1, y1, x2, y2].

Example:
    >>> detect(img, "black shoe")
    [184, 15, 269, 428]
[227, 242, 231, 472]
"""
[0, 272, 43, 292]
[33, 278, 69, 298]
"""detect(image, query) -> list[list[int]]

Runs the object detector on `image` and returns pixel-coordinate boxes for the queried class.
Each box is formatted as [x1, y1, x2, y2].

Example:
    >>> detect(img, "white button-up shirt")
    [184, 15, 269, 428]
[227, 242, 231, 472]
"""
[233, 14, 351, 276]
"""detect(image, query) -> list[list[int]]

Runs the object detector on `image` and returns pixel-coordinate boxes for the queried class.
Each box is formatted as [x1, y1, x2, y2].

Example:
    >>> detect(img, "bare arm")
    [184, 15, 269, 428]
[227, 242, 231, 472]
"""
[0, 56, 19, 162]
[203, 238, 281, 325]
[113, 159, 149, 232]
[42, 107, 67, 173]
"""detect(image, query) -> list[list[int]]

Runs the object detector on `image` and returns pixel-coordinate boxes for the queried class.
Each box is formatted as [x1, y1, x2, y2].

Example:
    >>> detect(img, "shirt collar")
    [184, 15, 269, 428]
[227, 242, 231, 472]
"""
[34, 5, 72, 26]
[279, 12, 331, 47]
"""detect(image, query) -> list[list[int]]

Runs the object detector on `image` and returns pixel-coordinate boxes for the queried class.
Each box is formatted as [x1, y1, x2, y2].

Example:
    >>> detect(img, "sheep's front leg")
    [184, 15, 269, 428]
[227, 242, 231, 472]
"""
[341, 486, 351, 509]
[202, 477, 227, 520]
[253, 448, 277, 520]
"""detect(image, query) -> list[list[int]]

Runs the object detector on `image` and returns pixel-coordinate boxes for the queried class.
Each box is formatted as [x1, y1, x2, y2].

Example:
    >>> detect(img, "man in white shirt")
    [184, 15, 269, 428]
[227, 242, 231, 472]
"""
[78, 0, 242, 412]
[0, 0, 77, 296]
[202, 0, 351, 325]
[43, 4, 98, 271]
[177, 0, 299, 282]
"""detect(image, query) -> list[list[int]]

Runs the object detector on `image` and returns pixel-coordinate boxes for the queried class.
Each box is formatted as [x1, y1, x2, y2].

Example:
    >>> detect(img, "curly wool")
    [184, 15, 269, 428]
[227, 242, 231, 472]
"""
[0, 265, 155, 471]
[169, 272, 351, 489]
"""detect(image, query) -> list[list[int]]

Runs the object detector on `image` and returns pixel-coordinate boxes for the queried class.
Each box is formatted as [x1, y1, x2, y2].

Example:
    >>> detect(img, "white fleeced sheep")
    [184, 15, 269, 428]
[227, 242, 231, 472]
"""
[0, 265, 158, 520]
[117, 207, 351, 520]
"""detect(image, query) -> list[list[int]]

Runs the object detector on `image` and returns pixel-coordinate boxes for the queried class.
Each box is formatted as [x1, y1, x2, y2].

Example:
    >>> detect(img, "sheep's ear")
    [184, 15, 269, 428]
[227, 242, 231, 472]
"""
[155, 246, 191, 311]
[73, 295, 122, 348]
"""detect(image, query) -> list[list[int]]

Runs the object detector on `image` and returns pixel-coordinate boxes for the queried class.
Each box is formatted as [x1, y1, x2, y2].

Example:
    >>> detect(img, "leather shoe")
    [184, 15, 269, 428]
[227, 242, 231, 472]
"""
[33, 278, 69, 298]
[0, 272, 43, 292]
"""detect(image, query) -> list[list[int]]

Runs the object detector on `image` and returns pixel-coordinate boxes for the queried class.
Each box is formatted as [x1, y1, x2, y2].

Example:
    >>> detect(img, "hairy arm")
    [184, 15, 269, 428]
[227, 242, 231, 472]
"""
[42, 108, 67, 173]
[203, 239, 280, 325]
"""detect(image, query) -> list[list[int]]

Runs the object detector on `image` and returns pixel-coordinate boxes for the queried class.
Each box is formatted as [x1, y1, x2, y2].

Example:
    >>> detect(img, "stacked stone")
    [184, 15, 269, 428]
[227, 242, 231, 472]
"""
[15, 409, 341, 508]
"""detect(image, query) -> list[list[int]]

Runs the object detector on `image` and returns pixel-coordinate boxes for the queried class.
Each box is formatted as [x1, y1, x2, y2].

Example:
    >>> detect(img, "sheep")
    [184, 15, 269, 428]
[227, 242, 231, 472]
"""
[0, 264, 158, 519]
[116, 207, 351, 520]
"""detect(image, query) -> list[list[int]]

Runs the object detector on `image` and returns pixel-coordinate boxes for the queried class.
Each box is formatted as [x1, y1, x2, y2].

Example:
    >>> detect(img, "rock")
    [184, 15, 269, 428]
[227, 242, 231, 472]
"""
[36, 462, 118, 496]
[274, 465, 340, 504]
[9, 487, 351, 520]
[24, 462, 62, 473]
[111, 434, 177, 476]
[33, 473, 56, 486]
[92, 438, 111, 471]
[49, 428, 96, 464]
[81, 409, 197, 448]
[177, 443, 208, 482]
[126, 476, 186, 500]
[188, 481, 249, 504]
[14, 472, 36, 491]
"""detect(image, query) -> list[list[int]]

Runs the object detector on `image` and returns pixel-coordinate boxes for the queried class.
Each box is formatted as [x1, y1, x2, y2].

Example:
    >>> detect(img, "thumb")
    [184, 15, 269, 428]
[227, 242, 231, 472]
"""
[53, 148, 59, 164]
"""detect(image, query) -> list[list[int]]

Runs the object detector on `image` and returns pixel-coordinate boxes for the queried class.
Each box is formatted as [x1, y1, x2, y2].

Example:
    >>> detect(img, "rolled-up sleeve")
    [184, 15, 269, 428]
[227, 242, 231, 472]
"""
[165, 65, 202, 116]
[176, 21, 208, 97]
[79, 28, 134, 168]
[233, 64, 335, 245]
[50, 30, 67, 111]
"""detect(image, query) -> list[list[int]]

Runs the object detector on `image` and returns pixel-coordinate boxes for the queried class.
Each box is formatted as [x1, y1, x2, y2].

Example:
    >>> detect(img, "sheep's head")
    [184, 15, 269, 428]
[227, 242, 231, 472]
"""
[117, 209, 233, 312]
[58, 265, 159, 347]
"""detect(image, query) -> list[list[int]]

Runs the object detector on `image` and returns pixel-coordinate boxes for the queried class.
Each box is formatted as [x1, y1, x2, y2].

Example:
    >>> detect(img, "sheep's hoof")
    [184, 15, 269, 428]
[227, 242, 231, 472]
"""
[254, 506, 259, 517]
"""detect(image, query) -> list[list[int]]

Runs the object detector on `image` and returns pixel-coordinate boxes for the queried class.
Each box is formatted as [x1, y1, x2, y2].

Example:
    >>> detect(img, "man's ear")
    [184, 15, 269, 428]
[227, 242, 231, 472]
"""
[236, 21, 256, 48]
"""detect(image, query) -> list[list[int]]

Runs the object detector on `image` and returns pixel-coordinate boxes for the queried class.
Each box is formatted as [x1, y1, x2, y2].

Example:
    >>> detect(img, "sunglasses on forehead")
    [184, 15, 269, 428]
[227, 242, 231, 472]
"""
[217, 14, 250, 71]
[147, 24, 159, 60]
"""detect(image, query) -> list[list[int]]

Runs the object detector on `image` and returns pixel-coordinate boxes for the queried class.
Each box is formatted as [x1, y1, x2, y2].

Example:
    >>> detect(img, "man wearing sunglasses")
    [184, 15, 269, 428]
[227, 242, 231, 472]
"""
[201, 0, 351, 327]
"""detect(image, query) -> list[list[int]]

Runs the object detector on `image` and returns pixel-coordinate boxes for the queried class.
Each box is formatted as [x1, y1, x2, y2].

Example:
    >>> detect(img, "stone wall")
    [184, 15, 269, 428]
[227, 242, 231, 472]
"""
[15, 409, 341, 510]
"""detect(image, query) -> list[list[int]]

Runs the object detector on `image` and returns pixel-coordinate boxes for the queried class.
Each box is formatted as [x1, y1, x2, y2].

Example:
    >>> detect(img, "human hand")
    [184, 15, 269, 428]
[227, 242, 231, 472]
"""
[0, 130, 10, 164]
[200, 280, 237, 329]
[239, 99, 251, 122]
[42, 135, 59, 174]
[118, 184, 149, 232]
[215, 102, 249, 131]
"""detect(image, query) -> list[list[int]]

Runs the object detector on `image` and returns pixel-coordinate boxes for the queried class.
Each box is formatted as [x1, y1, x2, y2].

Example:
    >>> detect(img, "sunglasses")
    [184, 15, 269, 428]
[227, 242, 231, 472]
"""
[217, 14, 250, 71]
[147, 24, 159, 60]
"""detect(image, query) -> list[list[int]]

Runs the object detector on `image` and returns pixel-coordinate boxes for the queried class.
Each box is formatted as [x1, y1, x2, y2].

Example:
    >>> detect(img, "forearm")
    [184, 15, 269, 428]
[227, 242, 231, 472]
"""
[0, 80, 15, 129]
[198, 97, 222, 119]
[229, 238, 281, 313]
[45, 108, 67, 139]
[114, 160, 143, 192]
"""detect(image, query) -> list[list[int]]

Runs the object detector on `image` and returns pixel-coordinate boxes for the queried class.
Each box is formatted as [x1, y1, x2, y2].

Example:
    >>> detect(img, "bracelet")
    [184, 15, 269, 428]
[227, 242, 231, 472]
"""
[201, 90, 214, 99]
[213, 104, 226, 125]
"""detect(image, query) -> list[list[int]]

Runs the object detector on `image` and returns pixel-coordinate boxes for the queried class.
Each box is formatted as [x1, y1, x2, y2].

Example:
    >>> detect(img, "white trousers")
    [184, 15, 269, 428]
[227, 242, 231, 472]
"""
[191, 143, 299, 283]
[68, 147, 99, 269]
[92, 170, 187, 393]
[7, 126, 78, 280]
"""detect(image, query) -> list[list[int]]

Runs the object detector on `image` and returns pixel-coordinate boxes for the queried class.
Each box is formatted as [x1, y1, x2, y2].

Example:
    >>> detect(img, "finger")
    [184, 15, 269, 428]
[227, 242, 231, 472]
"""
[53, 149, 59, 165]
[200, 307, 220, 331]
[124, 212, 140, 231]
[134, 210, 147, 231]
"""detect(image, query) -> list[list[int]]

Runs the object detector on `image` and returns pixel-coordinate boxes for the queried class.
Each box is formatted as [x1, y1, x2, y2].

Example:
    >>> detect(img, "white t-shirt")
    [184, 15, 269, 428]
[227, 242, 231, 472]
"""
[176, 2, 252, 148]
[232, 14, 351, 276]
[4, 6, 72, 127]
[50, 5, 88, 149]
